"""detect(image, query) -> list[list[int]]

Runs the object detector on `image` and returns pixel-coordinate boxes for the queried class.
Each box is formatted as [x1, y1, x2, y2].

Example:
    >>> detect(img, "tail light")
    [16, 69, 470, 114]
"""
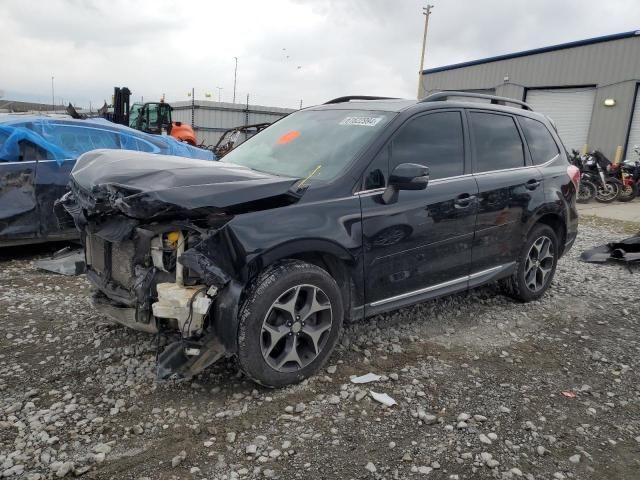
[567, 165, 580, 192]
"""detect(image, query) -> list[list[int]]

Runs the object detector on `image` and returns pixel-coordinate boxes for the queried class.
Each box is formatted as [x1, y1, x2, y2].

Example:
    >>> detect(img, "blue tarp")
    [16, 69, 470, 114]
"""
[0, 115, 214, 164]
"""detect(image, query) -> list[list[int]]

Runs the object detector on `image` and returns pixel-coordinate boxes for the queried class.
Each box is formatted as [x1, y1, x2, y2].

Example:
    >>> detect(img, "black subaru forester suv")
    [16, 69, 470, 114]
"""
[60, 92, 579, 387]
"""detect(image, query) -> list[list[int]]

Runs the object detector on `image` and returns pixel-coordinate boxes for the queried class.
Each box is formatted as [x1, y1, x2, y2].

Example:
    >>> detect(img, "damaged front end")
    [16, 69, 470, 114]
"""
[60, 149, 302, 380]
[83, 220, 232, 379]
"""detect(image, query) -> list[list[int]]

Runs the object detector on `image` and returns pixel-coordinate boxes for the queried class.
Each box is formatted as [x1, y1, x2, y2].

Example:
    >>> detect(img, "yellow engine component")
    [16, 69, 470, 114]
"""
[166, 231, 181, 248]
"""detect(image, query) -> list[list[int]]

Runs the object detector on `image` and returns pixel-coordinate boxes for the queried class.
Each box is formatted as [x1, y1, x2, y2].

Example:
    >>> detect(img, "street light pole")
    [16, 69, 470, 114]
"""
[417, 5, 434, 99]
[233, 57, 238, 104]
[51, 76, 55, 111]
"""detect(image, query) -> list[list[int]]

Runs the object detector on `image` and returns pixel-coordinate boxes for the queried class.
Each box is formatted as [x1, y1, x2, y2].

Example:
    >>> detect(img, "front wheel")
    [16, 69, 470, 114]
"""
[237, 260, 343, 388]
[500, 224, 558, 302]
[577, 180, 596, 203]
[594, 180, 620, 203]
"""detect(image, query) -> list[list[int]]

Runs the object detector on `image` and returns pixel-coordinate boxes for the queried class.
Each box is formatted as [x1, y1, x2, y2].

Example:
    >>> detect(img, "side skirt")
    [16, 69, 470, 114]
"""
[363, 262, 515, 318]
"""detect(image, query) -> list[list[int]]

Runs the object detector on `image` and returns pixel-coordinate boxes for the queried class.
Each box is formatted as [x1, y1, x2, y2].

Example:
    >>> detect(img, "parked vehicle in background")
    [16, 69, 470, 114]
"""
[0, 115, 214, 247]
[60, 92, 579, 387]
[101, 87, 198, 145]
[617, 145, 640, 201]
[211, 123, 271, 158]
[569, 149, 596, 203]
[609, 157, 638, 202]
[581, 150, 621, 203]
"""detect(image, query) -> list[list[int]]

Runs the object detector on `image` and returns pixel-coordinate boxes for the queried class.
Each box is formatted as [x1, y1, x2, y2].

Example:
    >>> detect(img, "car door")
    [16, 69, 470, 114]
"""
[0, 135, 42, 244]
[468, 110, 545, 277]
[359, 110, 478, 314]
[34, 157, 77, 238]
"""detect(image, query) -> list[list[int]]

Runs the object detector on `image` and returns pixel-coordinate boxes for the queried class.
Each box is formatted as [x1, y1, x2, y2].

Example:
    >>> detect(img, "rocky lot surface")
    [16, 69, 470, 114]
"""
[1, 223, 639, 480]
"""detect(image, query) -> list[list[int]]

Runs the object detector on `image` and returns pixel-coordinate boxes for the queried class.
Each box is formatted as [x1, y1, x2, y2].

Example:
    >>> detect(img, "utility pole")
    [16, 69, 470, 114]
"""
[51, 76, 55, 111]
[245, 94, 249, 127]
[416, 5, 434, 99]
[299, 99, 303, 109]
[217, 87, 223, 102]
[233, 57, 238, 104]
[191, 87, 195, 127]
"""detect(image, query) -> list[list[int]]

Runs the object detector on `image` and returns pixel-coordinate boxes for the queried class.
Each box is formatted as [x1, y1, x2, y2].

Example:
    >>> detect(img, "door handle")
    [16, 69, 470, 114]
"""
[525, 179, 541, 190]
[454, 193, 476, 208]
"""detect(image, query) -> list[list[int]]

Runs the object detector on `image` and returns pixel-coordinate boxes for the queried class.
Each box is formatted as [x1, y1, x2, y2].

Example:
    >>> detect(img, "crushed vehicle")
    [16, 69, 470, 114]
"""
[211, 123, 271, 158]
[0, 115, 213, 246]
[60, 92, 579, 387]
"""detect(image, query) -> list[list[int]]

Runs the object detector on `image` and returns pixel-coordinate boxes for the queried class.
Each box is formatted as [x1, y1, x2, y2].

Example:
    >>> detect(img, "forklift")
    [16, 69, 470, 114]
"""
[105, 87, 197, 145]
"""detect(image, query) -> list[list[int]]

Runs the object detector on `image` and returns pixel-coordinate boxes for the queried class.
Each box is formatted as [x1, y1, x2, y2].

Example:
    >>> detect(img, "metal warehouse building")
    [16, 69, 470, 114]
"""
[421, 30, 640, 161]
[171, 100, 295, 146]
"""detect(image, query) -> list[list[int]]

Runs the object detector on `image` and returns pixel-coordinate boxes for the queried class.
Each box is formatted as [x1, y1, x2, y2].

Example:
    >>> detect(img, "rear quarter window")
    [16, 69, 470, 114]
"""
[519, 116, 560, 165]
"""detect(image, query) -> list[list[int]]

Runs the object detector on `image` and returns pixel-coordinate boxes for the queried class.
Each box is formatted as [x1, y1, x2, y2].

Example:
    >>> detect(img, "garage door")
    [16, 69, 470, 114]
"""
[526, 88, 596, 151]
[626, 87, 640, 160]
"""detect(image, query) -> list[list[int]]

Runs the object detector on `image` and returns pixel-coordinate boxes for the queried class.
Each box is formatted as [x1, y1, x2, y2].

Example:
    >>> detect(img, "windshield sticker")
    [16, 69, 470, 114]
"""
[339, 116, 383, 127]
[276, 130, 301, 145]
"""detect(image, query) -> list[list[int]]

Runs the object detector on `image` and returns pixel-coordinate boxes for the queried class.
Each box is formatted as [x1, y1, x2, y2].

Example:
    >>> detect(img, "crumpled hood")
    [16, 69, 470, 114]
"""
[68, 149, 302, 219]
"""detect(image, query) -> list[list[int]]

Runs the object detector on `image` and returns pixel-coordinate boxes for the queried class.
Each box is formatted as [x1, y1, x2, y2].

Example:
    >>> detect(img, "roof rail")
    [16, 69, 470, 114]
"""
[420, 91, 533, 111]
[324, 95, 399, 104]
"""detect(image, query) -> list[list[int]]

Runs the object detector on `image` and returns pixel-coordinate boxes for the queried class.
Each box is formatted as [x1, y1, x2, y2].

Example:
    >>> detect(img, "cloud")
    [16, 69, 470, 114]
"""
[1, 0, 638, 109]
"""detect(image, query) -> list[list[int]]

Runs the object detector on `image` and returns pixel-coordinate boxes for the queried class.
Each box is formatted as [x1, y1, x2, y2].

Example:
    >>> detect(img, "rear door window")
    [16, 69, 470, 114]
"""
[469, 112, 525, 172]
[519, 116, 560, 165]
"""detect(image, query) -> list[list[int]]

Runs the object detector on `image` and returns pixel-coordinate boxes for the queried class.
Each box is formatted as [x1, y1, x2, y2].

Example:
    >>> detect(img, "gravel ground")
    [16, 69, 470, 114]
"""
[1, 224, 639, 480]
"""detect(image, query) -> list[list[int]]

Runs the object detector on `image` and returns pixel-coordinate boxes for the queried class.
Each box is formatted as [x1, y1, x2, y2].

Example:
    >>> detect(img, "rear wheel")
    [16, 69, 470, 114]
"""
[237, 260, 343, 387]
[500, 224, 558, 302]
[617, 181, 637, 202]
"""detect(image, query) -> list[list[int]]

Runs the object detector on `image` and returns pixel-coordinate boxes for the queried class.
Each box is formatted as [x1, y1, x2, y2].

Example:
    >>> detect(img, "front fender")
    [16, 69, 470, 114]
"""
[212, 238, 360, 353]
[211, 279, 244, 353]
[247, 238, 357, 279]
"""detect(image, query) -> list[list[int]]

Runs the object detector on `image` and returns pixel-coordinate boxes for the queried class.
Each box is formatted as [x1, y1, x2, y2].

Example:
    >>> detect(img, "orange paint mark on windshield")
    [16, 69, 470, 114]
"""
[276, 130, 300, 145]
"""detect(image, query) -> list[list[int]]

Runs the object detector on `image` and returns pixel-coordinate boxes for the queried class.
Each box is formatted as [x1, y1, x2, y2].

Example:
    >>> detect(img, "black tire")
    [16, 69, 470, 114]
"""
[594, 180, 620, 203]
[237, 260, 343, 388]
[500, 224, 558, 303]
[577, 180, 596, 203]
[617, 181, 637, 202]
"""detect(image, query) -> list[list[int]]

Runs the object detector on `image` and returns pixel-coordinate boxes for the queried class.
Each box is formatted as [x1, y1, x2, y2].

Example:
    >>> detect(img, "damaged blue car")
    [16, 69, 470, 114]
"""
[0, 115, 214, 246]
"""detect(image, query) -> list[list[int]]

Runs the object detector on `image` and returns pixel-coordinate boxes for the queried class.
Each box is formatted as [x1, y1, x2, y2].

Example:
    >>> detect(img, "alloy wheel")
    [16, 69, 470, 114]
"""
[524, 236, 555, 292]
[261, 284, 333, 372]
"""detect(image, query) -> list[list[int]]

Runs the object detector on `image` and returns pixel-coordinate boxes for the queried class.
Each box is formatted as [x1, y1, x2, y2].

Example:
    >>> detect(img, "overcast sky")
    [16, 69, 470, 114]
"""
[1, 0, 638, 110]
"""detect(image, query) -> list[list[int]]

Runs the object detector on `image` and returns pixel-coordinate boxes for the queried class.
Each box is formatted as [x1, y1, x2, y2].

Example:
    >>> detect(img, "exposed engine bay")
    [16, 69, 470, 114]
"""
[59, 149, 303, 379]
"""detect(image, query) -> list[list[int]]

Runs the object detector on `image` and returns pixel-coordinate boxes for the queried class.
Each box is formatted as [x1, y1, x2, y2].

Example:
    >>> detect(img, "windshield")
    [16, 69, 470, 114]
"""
[220, 109, 394, 181]
[129, 104, 141, 129]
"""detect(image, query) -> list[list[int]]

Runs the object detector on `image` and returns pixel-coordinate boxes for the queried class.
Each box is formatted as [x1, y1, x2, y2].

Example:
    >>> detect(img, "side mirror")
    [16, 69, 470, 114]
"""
[382, 163, 429, 204]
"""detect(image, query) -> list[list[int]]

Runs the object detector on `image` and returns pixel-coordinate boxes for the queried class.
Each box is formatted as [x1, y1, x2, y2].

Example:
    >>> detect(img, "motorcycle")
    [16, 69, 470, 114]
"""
[569, 149, 596, 203]
[619, 145, 640, 202]
[609, 158, 639, 202]
[582, 150, 621, 203]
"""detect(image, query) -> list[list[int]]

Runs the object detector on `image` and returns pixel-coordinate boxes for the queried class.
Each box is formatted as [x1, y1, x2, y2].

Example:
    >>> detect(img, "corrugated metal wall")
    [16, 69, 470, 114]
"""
[171, 100, 295, 146]
[422, 35, 640, 159]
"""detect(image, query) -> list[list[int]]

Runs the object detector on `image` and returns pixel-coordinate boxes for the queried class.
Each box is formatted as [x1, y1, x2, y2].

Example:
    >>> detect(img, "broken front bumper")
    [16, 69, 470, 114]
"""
[91, 293, 158, 334]
[84, 229, 236, 380]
